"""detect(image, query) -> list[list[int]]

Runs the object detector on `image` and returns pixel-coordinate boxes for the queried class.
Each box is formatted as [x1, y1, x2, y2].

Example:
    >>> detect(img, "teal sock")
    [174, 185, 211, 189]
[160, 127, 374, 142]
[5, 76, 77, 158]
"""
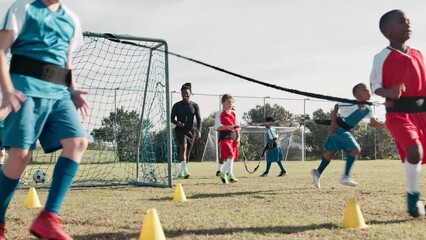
[45, 157, 79, 214]
[264, 162, 272, 174]
[277, 161, 286, 173]
[0, 170, 20, 223]
[317, 157, 330, 174]
[344, 155, 356, 176]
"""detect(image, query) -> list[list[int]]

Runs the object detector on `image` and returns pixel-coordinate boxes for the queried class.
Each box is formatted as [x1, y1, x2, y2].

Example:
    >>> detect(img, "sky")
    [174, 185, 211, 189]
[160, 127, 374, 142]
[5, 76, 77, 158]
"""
[1, 0, 426, 122]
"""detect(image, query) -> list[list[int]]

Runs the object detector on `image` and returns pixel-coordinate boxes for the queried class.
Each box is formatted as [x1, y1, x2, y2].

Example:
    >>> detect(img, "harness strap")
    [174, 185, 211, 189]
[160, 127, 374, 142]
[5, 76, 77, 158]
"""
[10, 54, 71, 87]
[385, 97, 426, 113]
[218, 131, 237, 141]
[314, 117, 353, 130]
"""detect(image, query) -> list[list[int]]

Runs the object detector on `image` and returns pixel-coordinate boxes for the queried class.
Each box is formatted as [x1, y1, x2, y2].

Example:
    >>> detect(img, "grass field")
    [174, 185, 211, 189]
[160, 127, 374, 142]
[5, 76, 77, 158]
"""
[5, 160, 426, 240]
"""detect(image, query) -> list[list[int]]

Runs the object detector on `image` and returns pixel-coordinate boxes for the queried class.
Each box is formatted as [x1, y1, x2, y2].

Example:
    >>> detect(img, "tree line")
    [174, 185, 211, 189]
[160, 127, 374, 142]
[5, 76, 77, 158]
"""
[90, 104, 399, 162]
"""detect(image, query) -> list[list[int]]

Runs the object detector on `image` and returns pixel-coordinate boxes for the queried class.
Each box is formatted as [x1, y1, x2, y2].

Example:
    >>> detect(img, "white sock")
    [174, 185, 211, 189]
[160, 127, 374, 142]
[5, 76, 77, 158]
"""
[181, 161, 187, 172]
[229, 159, 235, 176]
[404, 160, 421, 194]
[217, 163, 223, 172]
[225, 158, 233, 174]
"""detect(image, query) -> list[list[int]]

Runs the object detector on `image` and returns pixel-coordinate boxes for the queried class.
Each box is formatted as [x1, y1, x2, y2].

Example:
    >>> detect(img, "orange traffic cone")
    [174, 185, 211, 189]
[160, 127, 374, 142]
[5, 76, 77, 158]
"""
[173, 183, 187, 202]
[25, 187, 42, 209]
[139, 208, 166, 240]
[342, 198, 367, 229]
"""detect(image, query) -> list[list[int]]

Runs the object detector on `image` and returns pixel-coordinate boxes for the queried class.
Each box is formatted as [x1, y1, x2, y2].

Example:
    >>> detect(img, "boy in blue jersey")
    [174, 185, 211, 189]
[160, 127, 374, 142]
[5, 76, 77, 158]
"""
[260, 116, 287, 177]
[311, 83, 385, 189]
[0, 1, 88, 239]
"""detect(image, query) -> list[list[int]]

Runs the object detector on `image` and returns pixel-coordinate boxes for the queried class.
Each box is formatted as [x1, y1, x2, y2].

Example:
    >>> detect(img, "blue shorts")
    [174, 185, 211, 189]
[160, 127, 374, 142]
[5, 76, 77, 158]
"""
[324, 128, 359, 153]
[3, 96, 86, 153]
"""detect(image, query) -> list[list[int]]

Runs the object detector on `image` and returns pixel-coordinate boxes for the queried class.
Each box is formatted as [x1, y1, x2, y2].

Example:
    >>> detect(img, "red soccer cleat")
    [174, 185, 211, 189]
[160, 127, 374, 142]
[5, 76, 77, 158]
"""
[0, 223, 5, 240]
[29, 210, 73, 240]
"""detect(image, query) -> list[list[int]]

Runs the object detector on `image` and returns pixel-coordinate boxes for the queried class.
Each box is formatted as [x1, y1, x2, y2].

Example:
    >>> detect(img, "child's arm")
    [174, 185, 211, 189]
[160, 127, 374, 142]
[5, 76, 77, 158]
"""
[329, 104, 339, 133]
[370, 118, 386, 128]
[0, 30, 26, 119]
[374, 84, 405, 99]
[68, 52, 89, 119]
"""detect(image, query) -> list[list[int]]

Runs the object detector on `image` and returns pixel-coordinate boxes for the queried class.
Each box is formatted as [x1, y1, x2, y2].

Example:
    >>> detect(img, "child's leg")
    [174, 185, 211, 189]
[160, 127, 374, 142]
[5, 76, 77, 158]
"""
[264, 161, 272, 174]
[317, 151, 334, 174]
[277, 161, 286, 173]
[344, 148, 360, 176]
[404, 145, 422, 217]
[44, 137, 87, 214]
[0, 148, 31, 223]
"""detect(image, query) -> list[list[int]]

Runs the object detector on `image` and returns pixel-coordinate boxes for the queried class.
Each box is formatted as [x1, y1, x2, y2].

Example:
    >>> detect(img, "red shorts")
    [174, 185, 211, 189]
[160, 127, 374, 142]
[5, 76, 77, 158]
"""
[219, 139, 238, 163]
[386, 112, 426, 163]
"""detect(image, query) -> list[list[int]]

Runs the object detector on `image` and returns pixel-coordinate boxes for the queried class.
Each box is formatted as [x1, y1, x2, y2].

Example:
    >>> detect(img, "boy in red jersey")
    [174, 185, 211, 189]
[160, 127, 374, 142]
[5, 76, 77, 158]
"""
[370, 9, 426, 217]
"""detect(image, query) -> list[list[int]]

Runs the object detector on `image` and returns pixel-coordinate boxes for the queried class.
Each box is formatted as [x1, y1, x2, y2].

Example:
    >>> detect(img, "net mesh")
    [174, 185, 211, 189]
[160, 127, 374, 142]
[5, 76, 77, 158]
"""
[202, 126, 302, 162]
[18, 32, 177, 188]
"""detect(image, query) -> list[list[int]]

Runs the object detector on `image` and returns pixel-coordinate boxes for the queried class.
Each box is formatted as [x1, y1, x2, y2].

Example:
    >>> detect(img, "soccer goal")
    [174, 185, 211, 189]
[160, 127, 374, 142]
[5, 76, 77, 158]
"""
[19, 32, 177, 188]
[201, 126, 303, 162]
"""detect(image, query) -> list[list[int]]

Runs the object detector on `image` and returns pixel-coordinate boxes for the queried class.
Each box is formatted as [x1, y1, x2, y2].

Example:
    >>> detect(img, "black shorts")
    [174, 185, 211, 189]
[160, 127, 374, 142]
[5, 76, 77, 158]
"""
[175, 128, 196, 146]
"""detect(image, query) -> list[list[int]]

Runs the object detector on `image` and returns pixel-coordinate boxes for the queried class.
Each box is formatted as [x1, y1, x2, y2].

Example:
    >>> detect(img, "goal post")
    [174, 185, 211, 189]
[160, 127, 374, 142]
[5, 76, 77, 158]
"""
[202, 125, 303, 162]
[18, 32, 178, 188]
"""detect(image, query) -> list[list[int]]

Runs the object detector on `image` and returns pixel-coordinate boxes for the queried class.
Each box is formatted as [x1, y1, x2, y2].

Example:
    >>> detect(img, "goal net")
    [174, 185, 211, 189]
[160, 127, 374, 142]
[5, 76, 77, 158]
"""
[18, 32, 177, 188]
[202, 126, 303, 162]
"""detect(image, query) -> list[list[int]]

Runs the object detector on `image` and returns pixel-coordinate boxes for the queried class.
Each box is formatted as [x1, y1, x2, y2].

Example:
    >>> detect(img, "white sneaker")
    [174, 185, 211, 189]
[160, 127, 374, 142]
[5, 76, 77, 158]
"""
[341, 175, 358, 186]
[311, 169, 321, 189]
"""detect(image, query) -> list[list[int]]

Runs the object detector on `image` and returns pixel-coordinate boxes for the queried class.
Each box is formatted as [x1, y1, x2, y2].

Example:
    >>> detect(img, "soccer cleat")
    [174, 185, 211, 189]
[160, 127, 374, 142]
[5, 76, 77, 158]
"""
[175, 172, 184, 179]
[278, 171, 287, 177]
[30, 210, 73, 240]
[219, 173, 229, 184]
[311, 169, 321, 189]
[407, 192, 422, 217]
[228, 174, 238, 183]
[183, 171, 190, 179]
[0, 223, 5, 240]
[340, 175, 358, 187]
[216, 170, 220, 176]
[260, 172, 269, 177]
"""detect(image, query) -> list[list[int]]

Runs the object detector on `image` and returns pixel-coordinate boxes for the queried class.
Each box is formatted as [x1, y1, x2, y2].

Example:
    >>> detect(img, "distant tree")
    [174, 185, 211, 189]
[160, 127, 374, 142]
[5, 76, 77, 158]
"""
[243, 103, 294, 125]
[304, 108, 332, 159]
[91, 107, 140, 162]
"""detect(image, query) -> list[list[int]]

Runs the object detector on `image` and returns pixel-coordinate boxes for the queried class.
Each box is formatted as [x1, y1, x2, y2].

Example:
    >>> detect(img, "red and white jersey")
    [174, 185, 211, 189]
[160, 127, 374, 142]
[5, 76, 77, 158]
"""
[370, 46, 426, 97]
[214, 109, 239, 131]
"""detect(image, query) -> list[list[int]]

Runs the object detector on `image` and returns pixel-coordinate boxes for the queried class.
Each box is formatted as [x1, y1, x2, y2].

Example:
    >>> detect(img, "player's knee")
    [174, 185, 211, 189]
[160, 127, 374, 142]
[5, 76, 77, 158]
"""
[63, 137, 88, 153]
[406, 145, 422, 164]
[350, 147, 361, 156]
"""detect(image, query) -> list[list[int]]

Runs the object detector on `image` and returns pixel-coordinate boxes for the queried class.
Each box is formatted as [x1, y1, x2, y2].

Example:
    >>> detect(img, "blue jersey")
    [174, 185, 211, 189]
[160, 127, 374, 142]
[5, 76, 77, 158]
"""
[1, 0, 83, 99]
[338, 103, 373, 128]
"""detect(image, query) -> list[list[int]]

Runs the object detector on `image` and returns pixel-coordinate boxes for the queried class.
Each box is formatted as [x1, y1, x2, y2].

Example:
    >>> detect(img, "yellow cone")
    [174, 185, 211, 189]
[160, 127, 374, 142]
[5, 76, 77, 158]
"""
[342, 198, 367, 229]
[25, 187, 42, 209]
[139, 208, 166, 240]
[173, 183, 187, 202]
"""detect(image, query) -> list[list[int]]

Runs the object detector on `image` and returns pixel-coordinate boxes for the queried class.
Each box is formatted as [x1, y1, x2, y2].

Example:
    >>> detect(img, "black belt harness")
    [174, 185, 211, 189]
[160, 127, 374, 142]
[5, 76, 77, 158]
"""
[218, 131, 237, 141]
[315, 117, 353, 130]
[385, 97, 426, 113]
[10, 54, 71, 87]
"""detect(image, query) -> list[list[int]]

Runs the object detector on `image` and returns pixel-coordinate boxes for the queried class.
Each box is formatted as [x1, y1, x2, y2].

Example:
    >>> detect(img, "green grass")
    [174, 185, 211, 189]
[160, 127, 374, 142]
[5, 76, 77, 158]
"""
[5, 160, 426, 239]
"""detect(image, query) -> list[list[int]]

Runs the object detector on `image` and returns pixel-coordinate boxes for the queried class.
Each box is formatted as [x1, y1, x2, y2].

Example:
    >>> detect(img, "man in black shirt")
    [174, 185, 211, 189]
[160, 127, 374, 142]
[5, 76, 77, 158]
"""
[171, 83, 202, 178]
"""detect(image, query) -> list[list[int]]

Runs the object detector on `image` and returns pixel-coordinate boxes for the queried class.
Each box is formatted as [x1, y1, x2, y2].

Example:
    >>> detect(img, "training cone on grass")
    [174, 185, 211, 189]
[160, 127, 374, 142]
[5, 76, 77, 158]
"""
[139, 208, 166, 240]
[25, 187, 42, 209]
[173, 183, 187, 202]
[342, 198, 367, 229]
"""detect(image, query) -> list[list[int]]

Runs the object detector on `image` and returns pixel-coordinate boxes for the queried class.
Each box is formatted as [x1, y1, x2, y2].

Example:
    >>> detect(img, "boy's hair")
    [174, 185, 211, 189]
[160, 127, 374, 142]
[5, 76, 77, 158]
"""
[221, 94, 233, 103]
[379, 9, 402, 36]
[181, 82, 192, 92]
[265, 116, 275, 122]
[352, 83, 365, 97]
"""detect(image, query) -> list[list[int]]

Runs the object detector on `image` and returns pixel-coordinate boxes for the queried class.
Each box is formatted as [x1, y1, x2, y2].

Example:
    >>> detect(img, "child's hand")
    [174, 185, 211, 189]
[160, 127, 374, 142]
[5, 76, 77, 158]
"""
[388, 84, 406, 99]
[177, 121, 185, 127]
[0, 90, 26, 120]
[71, 90, 89, 119]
